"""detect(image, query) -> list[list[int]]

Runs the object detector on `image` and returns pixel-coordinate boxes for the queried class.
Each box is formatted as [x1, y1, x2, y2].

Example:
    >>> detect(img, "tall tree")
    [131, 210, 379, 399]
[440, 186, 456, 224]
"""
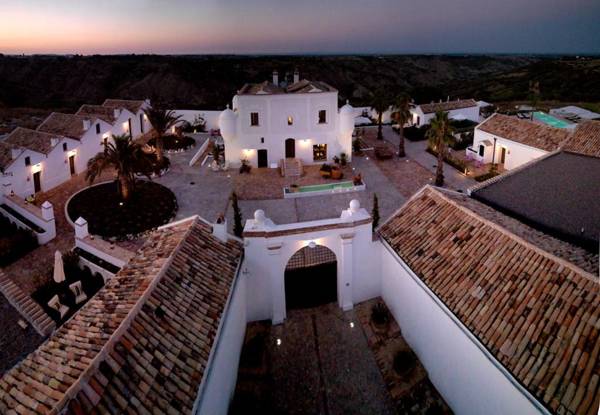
[426, 111, 454, 187]
[372, 193, 380, 231]
[86, 134, 156, 200]
[143, 105, 181, 164]
[371, 90, 389, 141]
[391, 94, 411, 158]
[231, 192, 243, 238]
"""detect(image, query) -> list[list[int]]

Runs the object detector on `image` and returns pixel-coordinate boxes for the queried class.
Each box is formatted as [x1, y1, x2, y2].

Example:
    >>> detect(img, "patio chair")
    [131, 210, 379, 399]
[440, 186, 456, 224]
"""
[48, 295, 69, 319]
[69, 281, 87, 305]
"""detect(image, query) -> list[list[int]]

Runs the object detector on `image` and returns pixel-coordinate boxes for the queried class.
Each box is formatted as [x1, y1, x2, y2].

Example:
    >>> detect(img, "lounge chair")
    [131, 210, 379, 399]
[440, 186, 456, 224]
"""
[69, 281, 87, 305]
[48, 295, 69, 319]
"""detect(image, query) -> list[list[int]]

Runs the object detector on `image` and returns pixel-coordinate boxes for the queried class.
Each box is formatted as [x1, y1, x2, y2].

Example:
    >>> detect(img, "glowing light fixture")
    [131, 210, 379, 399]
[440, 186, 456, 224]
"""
[31, 163, 42, 173]
[276, 338, 282, 346]
[349, 322, 355, 328]
[308, 241, 316, 249]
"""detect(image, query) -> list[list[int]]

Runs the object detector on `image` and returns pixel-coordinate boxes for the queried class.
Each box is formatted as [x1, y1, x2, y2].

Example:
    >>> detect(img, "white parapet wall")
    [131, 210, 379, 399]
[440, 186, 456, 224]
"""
[0, 194, 56, 244]
[172, 109, 222, 131]
[379, 240, 546, 415]
[193, 266, 247, 415]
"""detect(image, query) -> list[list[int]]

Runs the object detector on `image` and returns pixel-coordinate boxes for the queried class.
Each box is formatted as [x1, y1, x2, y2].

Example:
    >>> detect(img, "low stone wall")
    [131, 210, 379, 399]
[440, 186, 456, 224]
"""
[0, 194, 56, 244]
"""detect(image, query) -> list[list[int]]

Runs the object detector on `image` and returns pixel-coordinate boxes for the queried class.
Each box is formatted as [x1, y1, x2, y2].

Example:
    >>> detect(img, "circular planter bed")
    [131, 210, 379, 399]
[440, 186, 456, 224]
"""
[66, 180, 178, 240]
[148, 134, 195, 153]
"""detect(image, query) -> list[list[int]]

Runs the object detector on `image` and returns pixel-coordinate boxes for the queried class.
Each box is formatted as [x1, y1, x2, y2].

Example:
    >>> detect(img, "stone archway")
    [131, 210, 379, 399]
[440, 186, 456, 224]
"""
[284, 244, 337, 310]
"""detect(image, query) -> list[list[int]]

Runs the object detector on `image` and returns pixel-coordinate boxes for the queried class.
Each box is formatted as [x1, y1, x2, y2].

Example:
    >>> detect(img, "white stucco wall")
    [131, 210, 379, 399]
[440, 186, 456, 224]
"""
[411, 105, 479, 127]
[472, 129, 548, 170]
[221, 92, 353, 167]
[379, 242, 546, 415]
[195, 271, 247, 415]
[243, 203, 377, 324]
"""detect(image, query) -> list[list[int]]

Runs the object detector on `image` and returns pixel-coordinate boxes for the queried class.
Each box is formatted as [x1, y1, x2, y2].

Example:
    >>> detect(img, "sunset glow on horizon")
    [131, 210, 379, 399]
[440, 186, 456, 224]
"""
[1, 0, 599, 55]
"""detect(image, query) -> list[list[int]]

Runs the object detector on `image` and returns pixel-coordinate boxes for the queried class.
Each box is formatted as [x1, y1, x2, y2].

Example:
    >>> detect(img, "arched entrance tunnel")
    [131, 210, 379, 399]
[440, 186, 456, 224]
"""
[284, 244, 337, 310]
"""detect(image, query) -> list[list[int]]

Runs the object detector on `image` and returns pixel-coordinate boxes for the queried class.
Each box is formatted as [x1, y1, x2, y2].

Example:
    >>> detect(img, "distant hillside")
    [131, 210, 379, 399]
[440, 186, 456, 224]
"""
[0, 55, 598, 110]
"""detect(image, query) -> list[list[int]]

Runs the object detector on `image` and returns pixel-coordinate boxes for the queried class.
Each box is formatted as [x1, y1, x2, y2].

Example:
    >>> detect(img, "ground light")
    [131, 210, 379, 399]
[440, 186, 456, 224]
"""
[349, 322, 355, 328]
[276, 338, 282, 346]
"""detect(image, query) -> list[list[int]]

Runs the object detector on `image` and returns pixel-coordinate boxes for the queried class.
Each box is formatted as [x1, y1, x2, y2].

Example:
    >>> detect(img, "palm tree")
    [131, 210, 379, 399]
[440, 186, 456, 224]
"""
[371, 90, 389, 140]
[86, 134, 157, 200]
[426, 111, 454, 187]
[143, 105, 181, 164]
[391, 94, 411, 158]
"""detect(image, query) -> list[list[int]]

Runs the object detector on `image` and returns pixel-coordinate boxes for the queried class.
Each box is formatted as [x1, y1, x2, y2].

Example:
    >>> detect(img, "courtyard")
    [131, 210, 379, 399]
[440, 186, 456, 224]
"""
[231, 300, 450, 414]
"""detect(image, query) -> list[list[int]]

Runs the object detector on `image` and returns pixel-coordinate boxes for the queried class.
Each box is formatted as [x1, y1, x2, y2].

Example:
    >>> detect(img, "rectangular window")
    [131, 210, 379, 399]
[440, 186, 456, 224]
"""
[95, 123, 101, 134]
[25, 156, 31, 166]
[318, 110, 327, 124]
[63, 143, 67, 151]
[287, 116, 293, 126]
[313, 144, 327, 161]
[260, 137, 264, 144]
[478, 145, 485, 157]
[250, 112, 259, 126]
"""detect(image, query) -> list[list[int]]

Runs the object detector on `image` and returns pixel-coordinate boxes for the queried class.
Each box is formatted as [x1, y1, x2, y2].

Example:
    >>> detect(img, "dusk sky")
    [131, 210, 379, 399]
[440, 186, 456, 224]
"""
[1, 0, 599, 55]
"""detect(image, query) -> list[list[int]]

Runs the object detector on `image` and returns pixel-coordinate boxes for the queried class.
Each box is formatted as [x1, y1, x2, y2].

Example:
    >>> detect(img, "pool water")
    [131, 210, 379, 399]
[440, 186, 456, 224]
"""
[296, 181, 354, 193]
[533, 111, 571, 129]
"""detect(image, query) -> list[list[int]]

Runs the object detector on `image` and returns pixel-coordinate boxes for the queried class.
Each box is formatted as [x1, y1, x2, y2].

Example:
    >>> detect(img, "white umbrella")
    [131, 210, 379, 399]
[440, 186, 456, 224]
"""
[53, 250, 65, 284]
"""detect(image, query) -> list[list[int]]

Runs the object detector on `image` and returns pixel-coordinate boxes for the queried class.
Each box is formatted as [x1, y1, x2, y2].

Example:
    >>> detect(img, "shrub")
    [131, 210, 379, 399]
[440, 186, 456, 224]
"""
[426, 146, 466, 172]
[0, 216, 38, 266]
[371, 301, 389, 326]
[393, 350, 417, 376]
[372, 193, 380, 231]
[352, 138, 362, 154]
[320, 163, 332, 173]
[403, 125, 430, 141]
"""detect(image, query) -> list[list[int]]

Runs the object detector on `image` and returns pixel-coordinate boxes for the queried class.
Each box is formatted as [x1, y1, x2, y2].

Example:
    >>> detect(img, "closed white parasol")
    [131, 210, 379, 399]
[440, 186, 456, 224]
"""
[53, 250, 65, 283]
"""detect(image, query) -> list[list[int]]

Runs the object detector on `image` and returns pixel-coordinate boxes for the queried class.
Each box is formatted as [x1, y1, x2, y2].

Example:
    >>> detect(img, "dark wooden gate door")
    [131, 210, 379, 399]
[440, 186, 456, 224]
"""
[69, 155, 76, 176]
[33, 171, 41, 193]
[285, 138, 295, 158]
[257, 149, 268, 168]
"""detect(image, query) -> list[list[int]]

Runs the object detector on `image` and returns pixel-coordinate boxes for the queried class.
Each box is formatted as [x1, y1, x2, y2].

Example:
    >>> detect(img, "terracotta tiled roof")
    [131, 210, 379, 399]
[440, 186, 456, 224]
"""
[442, 189, 598, 274]
[478, 113, 571, 152]
[0, 217, 243, 414]
[37, 113, 93, 140]
[76, 105, 117, 124]
[379, 186, 599, 415]
[4, 127, 62, 155]
[418, 99, 478, 114]
[238, 79, 336, 95]
[562, 120, 600, 158]
[286, 79, 337, 93]
[102, 99, 146, 114]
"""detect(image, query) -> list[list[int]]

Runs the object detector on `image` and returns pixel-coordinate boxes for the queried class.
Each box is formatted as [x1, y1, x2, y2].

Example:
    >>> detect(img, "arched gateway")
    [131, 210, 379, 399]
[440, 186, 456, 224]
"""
[242, 200, 378, 324]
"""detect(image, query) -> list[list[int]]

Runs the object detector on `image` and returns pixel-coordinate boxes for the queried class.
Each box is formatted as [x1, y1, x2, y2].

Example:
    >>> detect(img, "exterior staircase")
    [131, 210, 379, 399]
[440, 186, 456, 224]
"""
[281, 158, 303, 177]
[0, 270, 56, 337]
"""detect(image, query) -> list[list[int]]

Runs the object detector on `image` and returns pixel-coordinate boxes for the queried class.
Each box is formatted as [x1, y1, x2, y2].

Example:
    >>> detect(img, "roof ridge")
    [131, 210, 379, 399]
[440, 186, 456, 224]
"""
[428, 186, 597, 281]
[467, 149, 562, 194]
[51, 218, 199, 413]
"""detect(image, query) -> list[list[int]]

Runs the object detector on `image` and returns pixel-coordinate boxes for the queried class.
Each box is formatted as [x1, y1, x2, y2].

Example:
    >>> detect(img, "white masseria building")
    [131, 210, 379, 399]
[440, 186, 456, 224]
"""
[219, 71, 354, 168]
[0, 99, 151, 198]
[410, 98, 480, 127]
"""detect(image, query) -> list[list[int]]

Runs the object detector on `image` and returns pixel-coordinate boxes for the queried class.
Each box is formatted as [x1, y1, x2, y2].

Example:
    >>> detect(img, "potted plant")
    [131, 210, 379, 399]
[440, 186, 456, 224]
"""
[333, 155, 340, 165]
[320, 163, 332, 178]
[393, 350, 417, 377]
[331, 166, 343, 180]
[340, 153, 348, 166]
[290, 184, 299, 193]
[371, 301, 390, 330]
[353, 173, 363, 186]
[239, 159, 252, 174]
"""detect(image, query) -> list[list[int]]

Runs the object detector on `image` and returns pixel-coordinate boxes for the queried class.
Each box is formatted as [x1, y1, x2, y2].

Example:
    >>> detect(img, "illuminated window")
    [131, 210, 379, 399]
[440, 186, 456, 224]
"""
[288, 116, 293, 125]
[313, 144, 327, 161]
[250, 112, 259, 126]
[318, 110, 327, 124]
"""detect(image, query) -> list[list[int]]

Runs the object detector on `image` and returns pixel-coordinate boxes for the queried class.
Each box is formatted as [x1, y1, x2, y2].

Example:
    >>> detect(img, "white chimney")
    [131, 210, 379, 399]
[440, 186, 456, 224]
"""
[212, 214, 228, 242]
[293, 69, 300, 83]
[74, 217, 89, 239]
[82, 119, 91, 130]
[447, 96, 450, 102]
[50, 138, 59, 147]
[113, 108, 121, 119]
[272, 70, 279, 86]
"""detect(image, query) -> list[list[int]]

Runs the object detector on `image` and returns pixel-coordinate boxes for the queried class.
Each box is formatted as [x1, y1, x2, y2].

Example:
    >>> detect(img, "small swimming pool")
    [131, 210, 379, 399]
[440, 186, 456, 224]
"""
[284, 180, 365, 198]
[533, 111, 572, 129]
